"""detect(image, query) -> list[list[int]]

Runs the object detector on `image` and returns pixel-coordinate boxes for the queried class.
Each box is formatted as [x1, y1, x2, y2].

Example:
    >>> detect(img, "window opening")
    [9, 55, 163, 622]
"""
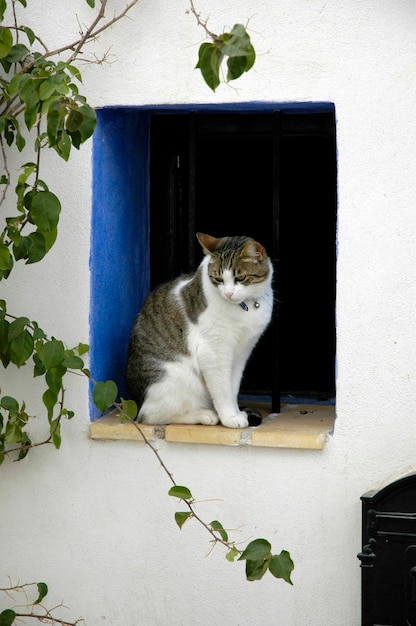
[149, 110, 336, 412]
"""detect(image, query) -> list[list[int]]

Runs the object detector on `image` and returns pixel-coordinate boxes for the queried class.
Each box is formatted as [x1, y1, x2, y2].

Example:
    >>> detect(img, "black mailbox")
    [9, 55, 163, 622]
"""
[358, 473, 416, 625]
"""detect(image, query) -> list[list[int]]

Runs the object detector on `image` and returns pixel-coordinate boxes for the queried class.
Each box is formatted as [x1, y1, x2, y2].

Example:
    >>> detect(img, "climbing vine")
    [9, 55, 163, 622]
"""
[0, 1, 292, 623]
[96, 390, 294, 585]
[189, 0, 256, 91]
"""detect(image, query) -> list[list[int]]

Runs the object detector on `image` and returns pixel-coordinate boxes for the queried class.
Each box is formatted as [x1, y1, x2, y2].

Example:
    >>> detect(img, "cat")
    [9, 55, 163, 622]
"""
[125, 232, 273, 429]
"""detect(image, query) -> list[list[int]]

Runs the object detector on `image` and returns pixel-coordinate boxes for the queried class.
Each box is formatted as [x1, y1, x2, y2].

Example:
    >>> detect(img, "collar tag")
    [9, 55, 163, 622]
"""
[240, 302, 249, 311]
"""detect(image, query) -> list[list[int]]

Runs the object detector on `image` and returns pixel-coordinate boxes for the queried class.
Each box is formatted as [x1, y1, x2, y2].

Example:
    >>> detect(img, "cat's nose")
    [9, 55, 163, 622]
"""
[225, 290, 234, 299]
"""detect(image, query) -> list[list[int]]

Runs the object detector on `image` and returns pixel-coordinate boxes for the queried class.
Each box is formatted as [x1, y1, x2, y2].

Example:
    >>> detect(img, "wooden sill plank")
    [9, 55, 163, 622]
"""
[89, 411, 163, 442]
[90, 404, 335, 450]
[250, 405, 334, 449]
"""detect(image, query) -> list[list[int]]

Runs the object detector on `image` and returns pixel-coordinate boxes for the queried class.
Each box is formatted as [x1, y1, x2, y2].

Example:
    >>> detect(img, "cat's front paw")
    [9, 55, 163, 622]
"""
[220, 411, 249, 429]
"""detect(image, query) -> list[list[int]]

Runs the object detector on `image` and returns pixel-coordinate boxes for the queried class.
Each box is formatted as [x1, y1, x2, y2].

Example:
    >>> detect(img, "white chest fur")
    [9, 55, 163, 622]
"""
[183, 257, 273, 358]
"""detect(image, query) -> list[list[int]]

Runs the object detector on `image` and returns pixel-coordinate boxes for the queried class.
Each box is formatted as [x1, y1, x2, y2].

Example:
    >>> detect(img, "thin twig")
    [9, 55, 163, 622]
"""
[11, 612, 82, 625]
[66, 0, 109, 63]
[44, 0, 140, 64]
[188, 0, 219, 40]
[0, 135, 11, 204]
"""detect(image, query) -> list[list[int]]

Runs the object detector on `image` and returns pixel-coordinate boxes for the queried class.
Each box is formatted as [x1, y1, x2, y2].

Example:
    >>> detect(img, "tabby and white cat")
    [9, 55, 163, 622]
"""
[125, 233, 273, 429]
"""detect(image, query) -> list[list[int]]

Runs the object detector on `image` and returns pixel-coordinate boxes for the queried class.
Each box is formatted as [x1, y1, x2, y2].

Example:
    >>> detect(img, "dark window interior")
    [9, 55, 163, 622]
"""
[149, 111, 336, 410]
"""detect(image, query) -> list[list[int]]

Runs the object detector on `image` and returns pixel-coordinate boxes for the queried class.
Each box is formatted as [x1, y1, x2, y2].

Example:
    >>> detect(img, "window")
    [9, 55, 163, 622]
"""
[90, 104, 336, 422]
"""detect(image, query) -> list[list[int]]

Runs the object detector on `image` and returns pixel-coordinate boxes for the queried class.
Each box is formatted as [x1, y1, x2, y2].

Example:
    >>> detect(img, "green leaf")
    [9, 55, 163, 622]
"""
[32, 322, 47, 341]
[33, 352, 45, 377]
[0, 608, 17, 626]
[23, 26, 36, 45]
[45, 371, 63, 395]
[5, 421, 23, 444]
[59, 62, 82, 83]
[92, 380, 118, 414]
[227, 55, 250, 82]
[51, 419, 61, 448]
[12, 235, 31, 262]
[238, 538, 272, 562]
[0, 1, 6, 21]
[120, 398, 138, 420]
[47, 99, 67, 145]
[15, 130, 25, 151]
[268, 550, 294, 585]
[225, 547, 239, 562]
[45, 363, 66, 385]
[41, 228, 58, 254]
[17, 432, 31, 460]
[1, 396, 19, 415]
[41, 339, 65, 369]
[62, 354, 84, 369]
[10, 329, 34, 366]
[221, 24, 254, 57]
[6, 44, 29, 64]
[54, 130, 72, 161]
[210, 520, 228, 542]
[0, 243, 12, 270]
[66, 108, 83, 133]
[7, 73, 24, 96]
[174, 511, 192, 529]
[7, 317, 30, 342]
[3, 116, 21, 147]
[34, 582, 48, 604]
[0, 28, 13, 60]
[77, 342, 89, 356]
[245, 556, 270, 581]
[168, 485, 193, 501]
[86, 0, 95, 7]
[24, 232, 48, 264]
[38, 79, 59, 102]
[195, 43, 223, 92]
[18, 162, 37, 186]
[67, 104, 96, 149]
[0, 317, 10, 367]
[21, 78, 40, 129]
[29, 191, 61, 231]
[42, 388, 58, 420]
[5, 226, 20, 247]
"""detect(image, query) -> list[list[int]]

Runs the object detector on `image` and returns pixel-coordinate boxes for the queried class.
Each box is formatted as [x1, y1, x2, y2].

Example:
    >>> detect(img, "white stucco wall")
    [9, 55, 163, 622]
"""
[2, 1, 416, 624]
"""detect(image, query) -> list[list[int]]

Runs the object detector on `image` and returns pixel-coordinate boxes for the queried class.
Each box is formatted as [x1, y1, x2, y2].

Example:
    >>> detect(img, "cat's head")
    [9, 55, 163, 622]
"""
[196, 232, 272, 305]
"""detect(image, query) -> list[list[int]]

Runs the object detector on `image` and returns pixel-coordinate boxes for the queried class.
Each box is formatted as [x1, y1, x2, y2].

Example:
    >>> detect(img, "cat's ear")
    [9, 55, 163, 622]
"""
[196, 232, 219, 256]
[241, 241, 265, 262]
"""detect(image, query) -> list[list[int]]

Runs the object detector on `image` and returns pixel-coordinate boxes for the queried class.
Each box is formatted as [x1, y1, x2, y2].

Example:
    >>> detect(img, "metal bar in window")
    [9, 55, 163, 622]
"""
[187, 113, 197, 271]
[271, 111, 281, 414]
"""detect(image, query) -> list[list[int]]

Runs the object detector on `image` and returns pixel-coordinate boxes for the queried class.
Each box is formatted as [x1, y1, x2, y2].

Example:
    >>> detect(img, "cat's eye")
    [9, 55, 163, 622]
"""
[213, 276, 223, 284]
[235, 275, 246, 283]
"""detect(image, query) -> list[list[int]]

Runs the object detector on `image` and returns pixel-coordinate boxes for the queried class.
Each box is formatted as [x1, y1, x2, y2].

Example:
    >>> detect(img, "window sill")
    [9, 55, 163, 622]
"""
[89, 403, 335, 450]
